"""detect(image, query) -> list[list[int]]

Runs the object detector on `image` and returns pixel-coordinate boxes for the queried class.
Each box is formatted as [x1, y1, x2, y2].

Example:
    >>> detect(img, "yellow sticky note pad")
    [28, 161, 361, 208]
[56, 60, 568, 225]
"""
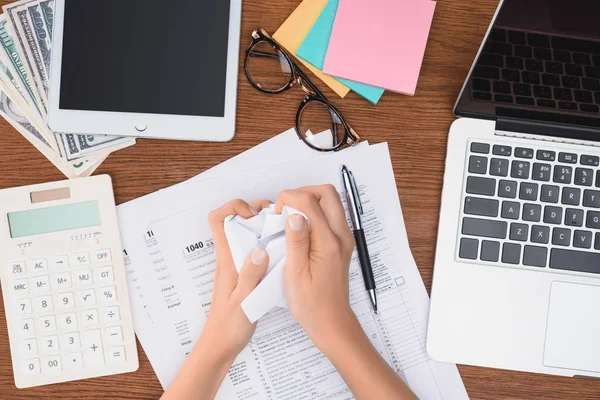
[274, 0, 350, 98]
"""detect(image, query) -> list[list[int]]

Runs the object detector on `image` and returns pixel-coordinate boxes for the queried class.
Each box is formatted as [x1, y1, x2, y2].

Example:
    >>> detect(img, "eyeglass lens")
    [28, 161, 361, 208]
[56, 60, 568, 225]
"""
[297, 101, 346, 151]
[246, 41, 293, 92]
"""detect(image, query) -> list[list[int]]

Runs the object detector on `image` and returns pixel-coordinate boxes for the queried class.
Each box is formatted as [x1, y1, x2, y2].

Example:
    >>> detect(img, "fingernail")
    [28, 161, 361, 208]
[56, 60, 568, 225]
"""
[251, 249, 267, 265]
[249, 206, 259, 216]
[288, 215, 305, 232]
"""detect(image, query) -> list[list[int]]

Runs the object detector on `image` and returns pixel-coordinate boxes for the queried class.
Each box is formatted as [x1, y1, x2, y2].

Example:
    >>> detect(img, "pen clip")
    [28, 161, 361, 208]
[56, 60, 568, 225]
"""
[349, 171, 363, 216]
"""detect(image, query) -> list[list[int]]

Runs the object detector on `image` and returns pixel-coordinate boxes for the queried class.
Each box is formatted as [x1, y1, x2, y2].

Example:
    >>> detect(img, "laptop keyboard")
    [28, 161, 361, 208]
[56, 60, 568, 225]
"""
[471, 28, 600, 113]
[458, 140, 600, 274]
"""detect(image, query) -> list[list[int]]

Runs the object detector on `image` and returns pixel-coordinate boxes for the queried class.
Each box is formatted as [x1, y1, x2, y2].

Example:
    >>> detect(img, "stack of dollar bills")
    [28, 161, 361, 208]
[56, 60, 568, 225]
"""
[0, 0, 135, 178]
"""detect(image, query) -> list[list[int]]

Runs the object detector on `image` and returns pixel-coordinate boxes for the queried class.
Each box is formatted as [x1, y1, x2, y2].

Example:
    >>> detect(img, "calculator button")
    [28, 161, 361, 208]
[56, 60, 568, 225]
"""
[31, 275, 51, 293]
[22, 338, 37, 356]
[92, 249, 112, 263]
[65, 352, 84, 369]
[16, 298, 32, 315]
[78, 289, 96, 306]
[70, 252, 90, 266]
[38, 316, 57, 333]
[108, 346, 126, 363]
[34, 295, 54, 313]
[30, 258, 48, 273]
[97, 266, 114, 283]
[41, 335, 59, 353]
[42, 355, 62, 374]
[104, 326, 123, 344]
[53, 272, 72, 289]
[59, 312, 78, 330]
[57, 292, 75, 309]
[103, 306, 120, 323]
[8, 261, 26, 277]
[83, 329, 105, 365]
[62, 333, 81, 350]
[13, 279, 29, 295]
[21, 319, 35, 337]
[81, 309, 99, 326]
[49, 255, 69, 270]
[100, 286, 118, 303]
[76, 269, 94, 286]
[22, 359, 40, 375]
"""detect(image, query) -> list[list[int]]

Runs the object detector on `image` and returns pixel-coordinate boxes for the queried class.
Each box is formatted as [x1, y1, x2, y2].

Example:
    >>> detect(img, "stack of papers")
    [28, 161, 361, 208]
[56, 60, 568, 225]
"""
[117, 129, 468, 399]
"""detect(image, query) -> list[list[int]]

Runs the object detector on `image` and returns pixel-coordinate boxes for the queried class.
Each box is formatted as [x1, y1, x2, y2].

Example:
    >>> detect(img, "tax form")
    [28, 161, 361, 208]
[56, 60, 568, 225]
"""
[150, 143, 469, 399]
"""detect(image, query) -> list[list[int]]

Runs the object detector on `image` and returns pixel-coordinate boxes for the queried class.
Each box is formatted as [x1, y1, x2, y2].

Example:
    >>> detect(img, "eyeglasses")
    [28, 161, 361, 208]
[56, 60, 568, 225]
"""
[244, 28, 361, 152]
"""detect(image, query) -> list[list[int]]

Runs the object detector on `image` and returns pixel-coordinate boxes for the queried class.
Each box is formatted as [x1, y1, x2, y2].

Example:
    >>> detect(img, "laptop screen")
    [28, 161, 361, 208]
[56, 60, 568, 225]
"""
[455, 0, 600, 133]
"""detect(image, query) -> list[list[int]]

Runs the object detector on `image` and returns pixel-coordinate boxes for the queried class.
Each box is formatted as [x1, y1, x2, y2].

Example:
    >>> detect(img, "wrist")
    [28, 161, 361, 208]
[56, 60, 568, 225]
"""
[310, 308, 363, 355]
[196, 326, 238, 369]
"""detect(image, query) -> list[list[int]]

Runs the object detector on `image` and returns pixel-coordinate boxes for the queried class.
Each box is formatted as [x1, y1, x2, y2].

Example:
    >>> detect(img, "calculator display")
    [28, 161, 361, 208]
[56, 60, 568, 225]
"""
[7, 201, 101, 238]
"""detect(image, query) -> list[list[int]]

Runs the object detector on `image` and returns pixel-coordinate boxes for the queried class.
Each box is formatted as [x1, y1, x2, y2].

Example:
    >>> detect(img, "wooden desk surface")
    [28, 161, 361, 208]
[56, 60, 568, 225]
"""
[1, 0, 599, 398]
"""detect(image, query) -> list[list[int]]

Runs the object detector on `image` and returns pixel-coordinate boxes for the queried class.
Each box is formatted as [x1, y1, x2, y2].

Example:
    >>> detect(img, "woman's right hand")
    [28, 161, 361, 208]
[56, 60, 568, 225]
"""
[276, 185, 358, 351]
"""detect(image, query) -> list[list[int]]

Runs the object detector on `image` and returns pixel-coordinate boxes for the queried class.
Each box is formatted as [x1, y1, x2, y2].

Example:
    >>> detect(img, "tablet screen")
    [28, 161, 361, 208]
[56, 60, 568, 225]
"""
[59, 0, 231, 117]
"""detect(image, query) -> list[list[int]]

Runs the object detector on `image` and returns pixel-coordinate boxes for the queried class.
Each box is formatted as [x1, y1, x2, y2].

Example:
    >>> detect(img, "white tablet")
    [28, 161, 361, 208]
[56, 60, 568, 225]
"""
[48, 0, 242, 141]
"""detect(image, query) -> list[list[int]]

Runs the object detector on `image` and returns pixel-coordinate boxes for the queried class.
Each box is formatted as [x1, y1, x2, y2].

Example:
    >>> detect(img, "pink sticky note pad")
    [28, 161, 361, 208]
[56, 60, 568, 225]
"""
[323, 0, 436, 96]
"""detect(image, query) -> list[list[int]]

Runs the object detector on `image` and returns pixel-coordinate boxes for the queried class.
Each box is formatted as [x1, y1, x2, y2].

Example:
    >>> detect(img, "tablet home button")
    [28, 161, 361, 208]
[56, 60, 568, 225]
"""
[134, 124, 147, 132]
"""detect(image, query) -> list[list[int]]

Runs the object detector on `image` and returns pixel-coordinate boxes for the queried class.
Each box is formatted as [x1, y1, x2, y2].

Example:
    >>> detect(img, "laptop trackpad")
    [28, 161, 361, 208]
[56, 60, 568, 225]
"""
[544, 281, 600, 374]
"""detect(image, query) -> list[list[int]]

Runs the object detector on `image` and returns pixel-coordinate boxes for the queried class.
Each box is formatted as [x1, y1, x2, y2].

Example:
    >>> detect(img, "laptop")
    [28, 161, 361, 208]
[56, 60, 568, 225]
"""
[427, 0, 600, 378]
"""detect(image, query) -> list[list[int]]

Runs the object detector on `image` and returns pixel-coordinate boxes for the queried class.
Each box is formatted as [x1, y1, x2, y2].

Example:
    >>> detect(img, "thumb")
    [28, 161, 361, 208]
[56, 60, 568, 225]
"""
[235, 249, 269, 299]
[285, 214, 310, 275]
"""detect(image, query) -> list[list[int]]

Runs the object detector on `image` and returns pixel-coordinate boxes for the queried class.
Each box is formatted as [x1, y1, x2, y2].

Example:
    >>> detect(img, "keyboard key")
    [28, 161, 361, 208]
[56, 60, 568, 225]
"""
[597, 170, 600, 187]
[533, 85, 552, 98]
[553, 88, 572, 101]
[528, 33, 550, 48]
[544, 206, 563, 224]
[519, 182, 538, 200]
[34, 295, 53, 313]
[574, 90, 594, 103]
[61, 333, 80, 350]
[533, 163, 551, 181]
[587, 211, 600, 229]
[573, 53, 591, 65]
[41, 355, 62, 375]
[553, 166, 573, 184]
[498, 180, 517, 198]
[462, 217, 507, 239]
[502, 243, 521, 265]
[59, 312, 78, 330]
[49, 255, 69, 270]
[108, 346, 127, 363]
[585, 66, 600, 79]
[495, 94, 513, 103]
[523, 246, 548, 268]
[493, 80, 512, 94]
[553, 50, 571, 63]
[515, 147, 533, 159]
[508, 31, 526, 45]
[574, 230, 593, 249]
[490, 158, 509, 176]
[485, 42, 512, 56]
[30, 258, 48, 273]
[31, 275, 50, 293]
[582, 78, 600, 91]
[473, 92, 492, 101]
[552, 228, 571, 246]
[550, 249, 600, 274]
[100, 286, 118, 304]
[13, 278, 29, 295]
[595, 55, 600, 67]
[8, 260, 26, 277]
[522, 71, 540, 84]
[490, 28, 507, 42]
[76, 269, 94, 286]
[523, 203, 541, 222]
[53, 272, 72, 289]
[20, 319, 35, 337]
[480, 240, 500, 262]
[545, 61, 563, 75]
[105, 326, 124, 344]
[565, 63, 584, 77]
[537, 99, 556, 108]
[558, 101, 578, 110]
[516, 96, 535, 105]
[596, 91, 600, 104]
[469, 156, 488, 174]
[581, 155, 600, 166]
[542, 73, 560, 86]
[103, 306, 121, 323]
[513, 83, 531, 97]
[510, 223, 529, 241]
[474, 66, 500, 80]
[575, 168, 594, 186]
[511, 160, 530, 179]
[505, 56, 523, 70]
[41, 335, 59, 353]
[580, 104, 599, 113]
[83, 329, 105, 366]
[78, 289, 96, 307]
[38, 316, 57, 333]
[466, 176, 496, 196]
[501, 201, 520, 219]
[562, 187, 581, 205]
[531, 225, 550, 244]
[558, 152, 577, 164]
[22, 359, 40, 375]
[22, 338, 37, 356]
[96, 266, 115, 283]
[57, 292, 75, 309]
[596, 233, 600, 250]
[16, 298, 32, 315]
[541, 185, 560, 203]
[534, 47, 552, 61]
[479, 53, 504, 68]
[70, 251, 90, 266]
[514, 44, 531, 58]
[561, 75, 580, 89]
[536, 150, 556, 161]
[65, 352, 84, 370]
[81, 309, 99, 326]
[464, 197, 499, 217]
[583, 189, 600, 208]
[565, 208, 584, 227]
[92, 249, 112, 263]
[527, 59, 544, 72]
[470, 142, 490, 154]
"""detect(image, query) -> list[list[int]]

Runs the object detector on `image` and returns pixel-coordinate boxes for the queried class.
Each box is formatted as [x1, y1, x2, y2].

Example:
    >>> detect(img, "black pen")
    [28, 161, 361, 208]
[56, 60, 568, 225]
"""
[341, 165, 378, 314]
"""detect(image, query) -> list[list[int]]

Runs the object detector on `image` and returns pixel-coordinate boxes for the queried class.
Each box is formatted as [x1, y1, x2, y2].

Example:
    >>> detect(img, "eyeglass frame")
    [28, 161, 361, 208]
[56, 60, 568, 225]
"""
[243, 28, 361, 152]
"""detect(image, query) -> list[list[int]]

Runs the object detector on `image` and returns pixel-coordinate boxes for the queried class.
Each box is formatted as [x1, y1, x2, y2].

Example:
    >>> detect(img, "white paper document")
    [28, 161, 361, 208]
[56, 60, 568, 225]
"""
[148, 143, 469, 399]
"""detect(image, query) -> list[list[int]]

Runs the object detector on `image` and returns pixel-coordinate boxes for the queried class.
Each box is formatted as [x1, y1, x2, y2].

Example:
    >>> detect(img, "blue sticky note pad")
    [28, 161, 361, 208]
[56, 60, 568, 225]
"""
[296, 0, 384, 104]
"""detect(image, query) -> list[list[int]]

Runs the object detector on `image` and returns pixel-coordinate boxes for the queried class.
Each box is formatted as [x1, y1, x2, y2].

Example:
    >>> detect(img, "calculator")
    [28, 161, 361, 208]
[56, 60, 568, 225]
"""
[0, 175, 138, 388]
